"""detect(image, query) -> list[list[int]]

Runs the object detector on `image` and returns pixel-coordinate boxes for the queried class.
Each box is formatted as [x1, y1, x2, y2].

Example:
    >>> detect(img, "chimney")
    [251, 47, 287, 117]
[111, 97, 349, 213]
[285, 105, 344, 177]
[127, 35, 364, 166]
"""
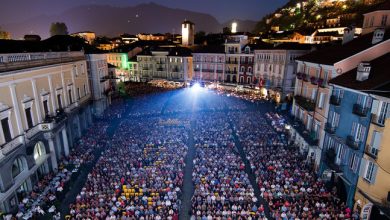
[372, 28, 385, 44]
[342, 26, 355, 45]
[356, 62, 371, 81]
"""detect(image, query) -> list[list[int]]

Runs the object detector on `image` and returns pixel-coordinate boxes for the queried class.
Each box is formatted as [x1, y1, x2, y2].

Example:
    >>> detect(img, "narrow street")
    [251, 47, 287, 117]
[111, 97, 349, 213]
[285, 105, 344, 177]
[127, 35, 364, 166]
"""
[179, 120, 197, 220]
[229, 120, 272, 220]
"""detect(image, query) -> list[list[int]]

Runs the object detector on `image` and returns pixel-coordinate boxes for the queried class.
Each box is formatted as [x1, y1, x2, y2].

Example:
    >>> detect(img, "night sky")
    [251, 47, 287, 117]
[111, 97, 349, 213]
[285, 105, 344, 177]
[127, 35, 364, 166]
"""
[0, 0, 288, 39]
[0, 0, 288, 24]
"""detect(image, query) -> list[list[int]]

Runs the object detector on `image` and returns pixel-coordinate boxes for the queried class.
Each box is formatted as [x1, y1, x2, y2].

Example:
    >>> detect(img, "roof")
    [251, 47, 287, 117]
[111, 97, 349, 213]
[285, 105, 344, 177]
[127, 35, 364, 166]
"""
[329, 53, 390, 98]
[168, 47, 192, 57]
[296, 29, 390, 65]
[273, 42, 313, 50]
[191, 45, 225, 53]
[246, 42, 274, 50]
[315, 31, 341, 37]
[0, 35, 103, 54]
[365, 0, 390, 13]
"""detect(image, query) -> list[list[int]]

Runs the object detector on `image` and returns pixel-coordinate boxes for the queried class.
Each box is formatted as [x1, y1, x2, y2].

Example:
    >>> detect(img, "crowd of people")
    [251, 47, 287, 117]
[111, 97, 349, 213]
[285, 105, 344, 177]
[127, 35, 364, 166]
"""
[232, 111, 360, 219]
[68, 116, 189, 219]
[5, 86, 362, 219]
[191, 114, 265, 219]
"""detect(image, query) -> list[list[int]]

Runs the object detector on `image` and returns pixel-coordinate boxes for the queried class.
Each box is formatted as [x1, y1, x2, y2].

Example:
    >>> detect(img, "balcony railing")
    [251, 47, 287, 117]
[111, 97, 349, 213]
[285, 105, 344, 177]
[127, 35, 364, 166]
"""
[325, 123, 337, 134]
[365, 145, 378, 159]
[216, 70, 223, 73]
[285, 114, 319, 146]
[371, 114, 385, 127]
[324, 148, 342, 172]
[0, 135, 24, 157]
[329, 95, 341, 106]
[353, 104, 369, 117]
[346, 135, 360, 150]
[225, 60, 238, 64]
[25, 125, 41, 139]
[294, 95, 316, 112]
[65, 101, 79, 113]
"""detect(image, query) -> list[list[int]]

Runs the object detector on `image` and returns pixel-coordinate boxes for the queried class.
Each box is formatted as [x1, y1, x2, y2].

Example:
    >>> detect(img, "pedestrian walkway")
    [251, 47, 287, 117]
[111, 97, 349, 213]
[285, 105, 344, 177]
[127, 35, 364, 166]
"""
[179, 120, 197, 220]
[229, 121, 272, 219]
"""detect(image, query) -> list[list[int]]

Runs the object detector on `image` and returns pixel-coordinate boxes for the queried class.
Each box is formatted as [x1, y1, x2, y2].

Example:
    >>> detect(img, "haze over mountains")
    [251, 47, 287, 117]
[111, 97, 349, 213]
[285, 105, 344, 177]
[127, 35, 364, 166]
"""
[2, 3, 257, 39]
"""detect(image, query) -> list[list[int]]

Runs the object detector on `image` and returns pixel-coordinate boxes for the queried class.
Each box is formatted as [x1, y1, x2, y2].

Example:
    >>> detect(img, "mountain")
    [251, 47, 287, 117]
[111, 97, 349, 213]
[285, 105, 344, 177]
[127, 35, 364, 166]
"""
[2, 3, 257, 39]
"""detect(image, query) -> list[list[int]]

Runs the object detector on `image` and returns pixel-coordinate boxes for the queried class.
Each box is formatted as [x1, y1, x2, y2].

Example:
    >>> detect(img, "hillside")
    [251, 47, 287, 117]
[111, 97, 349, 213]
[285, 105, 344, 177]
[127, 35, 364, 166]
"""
[254, 0, 387, 33]
[2, 3, 257, 39]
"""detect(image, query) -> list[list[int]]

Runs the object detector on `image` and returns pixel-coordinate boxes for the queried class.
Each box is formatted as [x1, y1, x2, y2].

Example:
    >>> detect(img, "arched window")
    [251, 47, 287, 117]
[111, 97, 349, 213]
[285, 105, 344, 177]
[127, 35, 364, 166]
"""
[33, 142, 46, 161]
[12, 157, 27, 178]
[241, 66, 245, 72]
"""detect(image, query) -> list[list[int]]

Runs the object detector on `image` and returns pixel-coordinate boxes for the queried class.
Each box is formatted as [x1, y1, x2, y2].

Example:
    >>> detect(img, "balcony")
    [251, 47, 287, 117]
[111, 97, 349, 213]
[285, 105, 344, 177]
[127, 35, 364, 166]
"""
[353, 104, 369, 117]
[285, 115, 319, 146]
[225, 60, 238, 64]
[25, 125, 41, 139]
[216, 70, 223, 73]
[156, 68, 166, 71]
[365, 145, 378, 159]
[325, 122, 337, 134]
[65, 101, 79, 113]
[294, 95, 316, 112]
[0, 135, 24, 157]
[296, 73, 309, 81]
[371, 114, 385, 127]
[329, 95, 341, 106]
[346, 135, 360, 150]
[324, 148, 342, 172]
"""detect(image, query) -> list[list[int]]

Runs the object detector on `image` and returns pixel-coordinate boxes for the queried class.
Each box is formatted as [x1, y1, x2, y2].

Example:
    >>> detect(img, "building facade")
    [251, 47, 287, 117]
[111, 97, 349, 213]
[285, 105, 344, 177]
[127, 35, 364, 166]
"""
[254, 44, 311, 100]
[86, 54, 111, 116]
[137, 47, 193, 82]
[224, 35, 248, 83]
[362, 3, 390, 35]
[292, 29, 389, 172]
[0, 52, 92, 212]
[192, 46, 225, 82]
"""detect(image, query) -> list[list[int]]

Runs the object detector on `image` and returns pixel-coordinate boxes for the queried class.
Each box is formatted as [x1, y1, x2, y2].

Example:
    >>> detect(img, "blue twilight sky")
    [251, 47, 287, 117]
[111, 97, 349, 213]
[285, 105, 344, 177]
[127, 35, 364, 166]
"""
[0, 0, 288, 24]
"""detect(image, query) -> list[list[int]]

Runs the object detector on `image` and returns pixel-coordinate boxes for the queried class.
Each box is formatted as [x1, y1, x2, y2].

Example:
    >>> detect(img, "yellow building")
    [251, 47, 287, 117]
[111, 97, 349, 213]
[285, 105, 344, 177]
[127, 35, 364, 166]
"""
[0, 51, 92, 212]
[353, 54, 390, 220]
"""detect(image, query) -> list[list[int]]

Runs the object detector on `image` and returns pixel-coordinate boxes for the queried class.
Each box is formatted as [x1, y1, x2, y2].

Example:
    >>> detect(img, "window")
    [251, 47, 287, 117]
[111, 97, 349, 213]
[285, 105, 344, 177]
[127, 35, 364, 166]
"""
[351, 122, 366, 142]
[369, 131, 382, 156]
[357, 95, 372, 108]
[349, 153, 359, 172]
[84, 84, 87, 96]
[378, 102, 388, 125]
[25, 107, 34, 129]
[43, 100, 49, 117]
[336, 143, 346, 165]
[311, 88, 317, 100]
[370, 17, 375, 27]
[381, 15, 388, 26]
[306, 115, 312, 130]
[77, 88, 81, 100]
[1, 117, 12, 142]
[68, 90, 73, 104]
[318, 93, 326, 109]
[330, 111, 340, 127]
[364, 161, 377, 183]
[57, 94, 62, 109]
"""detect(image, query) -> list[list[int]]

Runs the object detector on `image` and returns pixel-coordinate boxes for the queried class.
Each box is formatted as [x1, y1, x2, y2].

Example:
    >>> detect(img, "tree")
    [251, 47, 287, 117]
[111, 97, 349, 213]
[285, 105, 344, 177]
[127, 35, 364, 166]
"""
[223, 26, 231, 34]
[50, 22, 69, 36]
[194, 31, 206, 44]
